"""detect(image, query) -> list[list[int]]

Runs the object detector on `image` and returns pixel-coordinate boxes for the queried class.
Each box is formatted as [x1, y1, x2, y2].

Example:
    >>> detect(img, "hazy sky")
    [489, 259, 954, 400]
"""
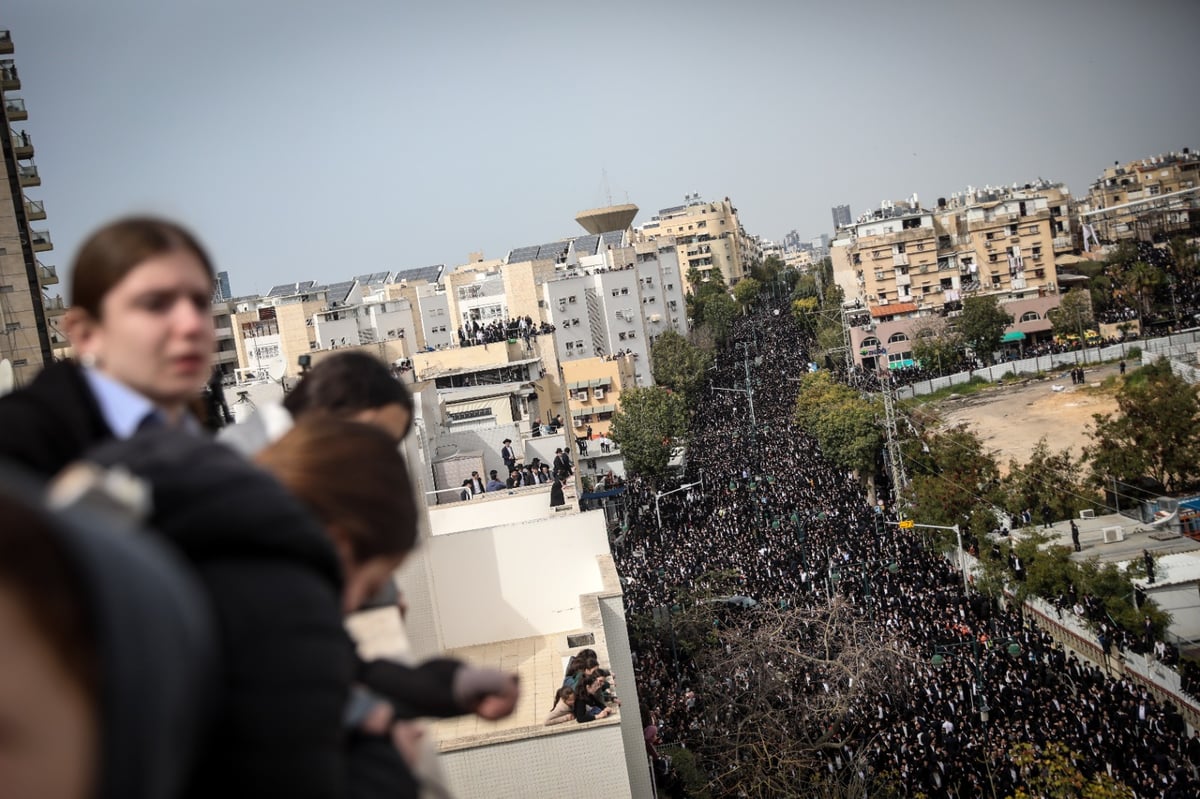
[7, 0, 1199, 296]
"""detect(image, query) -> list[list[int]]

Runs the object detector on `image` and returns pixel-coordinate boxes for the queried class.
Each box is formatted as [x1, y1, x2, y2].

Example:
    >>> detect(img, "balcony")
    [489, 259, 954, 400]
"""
[43, 296, 66, 316]
[0, 30, 12, 55]
[10, 128, 31, 158]
[4, 98, 26, 121]
[30, 228, 51, 252]
[24, 198, 44, 221]
[1053, 236, 1073, 252]
[37, 262, 57, 286]
[0, 59, 18, 91]
[17, 162, 39, 187]
[893, 251, 909, 266]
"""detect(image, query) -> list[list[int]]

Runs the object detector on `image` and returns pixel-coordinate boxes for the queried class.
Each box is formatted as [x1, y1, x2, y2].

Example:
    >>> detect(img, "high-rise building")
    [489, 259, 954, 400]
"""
[0, 30, 60, 388]
[831, 204, 852, 230]
[213, 270, 232, 302]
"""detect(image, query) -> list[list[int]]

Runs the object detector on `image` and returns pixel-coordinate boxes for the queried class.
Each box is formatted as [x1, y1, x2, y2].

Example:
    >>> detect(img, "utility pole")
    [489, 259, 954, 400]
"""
[880, 382, 908, 506]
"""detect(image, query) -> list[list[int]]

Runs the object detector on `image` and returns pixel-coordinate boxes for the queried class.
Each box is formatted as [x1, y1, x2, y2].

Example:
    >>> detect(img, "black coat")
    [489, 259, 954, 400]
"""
[0, 360, 112, 476]
[84, 429, 389, 799]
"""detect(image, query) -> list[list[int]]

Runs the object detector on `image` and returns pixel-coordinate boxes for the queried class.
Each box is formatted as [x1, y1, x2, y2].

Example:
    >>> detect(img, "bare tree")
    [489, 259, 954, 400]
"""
[677, 597, 919, 798]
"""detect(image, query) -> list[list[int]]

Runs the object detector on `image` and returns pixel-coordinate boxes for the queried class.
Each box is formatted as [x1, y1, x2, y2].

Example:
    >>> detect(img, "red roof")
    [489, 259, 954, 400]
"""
[869, 302, 918, 318]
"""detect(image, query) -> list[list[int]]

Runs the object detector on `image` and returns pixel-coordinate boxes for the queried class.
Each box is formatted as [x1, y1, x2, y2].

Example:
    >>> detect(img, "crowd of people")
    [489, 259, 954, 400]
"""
[612, 304, 1200, 797]
[0, 216, 520, 799]
[455, 315, 554, 348]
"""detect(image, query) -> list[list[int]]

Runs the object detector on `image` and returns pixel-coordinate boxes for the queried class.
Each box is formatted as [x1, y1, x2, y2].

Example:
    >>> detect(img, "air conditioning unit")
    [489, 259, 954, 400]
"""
[1101, 526, 1125, 544]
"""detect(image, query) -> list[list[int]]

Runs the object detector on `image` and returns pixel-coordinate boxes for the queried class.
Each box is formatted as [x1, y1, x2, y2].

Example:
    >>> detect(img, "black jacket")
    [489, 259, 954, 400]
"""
[0, 360, 112, 476]
[84, 429, 366, 799]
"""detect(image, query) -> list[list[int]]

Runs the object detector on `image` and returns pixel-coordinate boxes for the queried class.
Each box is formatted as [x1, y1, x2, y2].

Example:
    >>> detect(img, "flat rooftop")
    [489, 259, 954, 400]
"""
[1012, 511, 1200, 563]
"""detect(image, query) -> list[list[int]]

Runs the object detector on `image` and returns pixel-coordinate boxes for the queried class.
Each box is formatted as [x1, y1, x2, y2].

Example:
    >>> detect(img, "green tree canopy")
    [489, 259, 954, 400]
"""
[608, 386, 689, 481]
[794, 371, 881, 476]
[731, 277, 761, 311]
[1047, 289, 1094, 338]
[1085, 357, 1200, 492]
[1120, 260, 1164, 318]
[1001, 438, 1100, 523]
[959, 295, 1014, 365]
[702, 292, 738, 346]
[903, 424, 1003, 537]
[910, 323, 964, 373]
[1007, 742, 1135, 799]
[650, 329, 712, 407]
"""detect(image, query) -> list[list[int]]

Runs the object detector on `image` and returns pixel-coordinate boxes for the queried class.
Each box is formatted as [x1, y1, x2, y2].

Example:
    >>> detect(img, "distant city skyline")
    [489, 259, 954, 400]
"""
[6, 0, 1199, 293]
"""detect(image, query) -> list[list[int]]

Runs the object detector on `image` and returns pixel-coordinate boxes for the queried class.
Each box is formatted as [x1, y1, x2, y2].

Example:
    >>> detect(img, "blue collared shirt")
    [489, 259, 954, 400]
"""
[83, 368, 161, 439]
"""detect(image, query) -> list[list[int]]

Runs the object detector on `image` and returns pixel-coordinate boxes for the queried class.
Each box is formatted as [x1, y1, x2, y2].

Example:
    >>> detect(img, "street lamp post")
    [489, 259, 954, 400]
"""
[891, 520, 969, 594]
[655, 480, 701, 529]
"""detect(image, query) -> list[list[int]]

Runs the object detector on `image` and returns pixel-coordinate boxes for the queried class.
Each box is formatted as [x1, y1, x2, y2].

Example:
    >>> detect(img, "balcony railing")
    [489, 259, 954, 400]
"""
[30, 229, 52, 251]
[24, 198, 45, 220]
[37, 262, 57, 286]
[43, 296, 65, 314]
[0, 30, 12, 55]
[4, 98, 26, 120]
[0, 59, 18, 90]
[17, 162, 39, 187]
[10, 127, 31, 157]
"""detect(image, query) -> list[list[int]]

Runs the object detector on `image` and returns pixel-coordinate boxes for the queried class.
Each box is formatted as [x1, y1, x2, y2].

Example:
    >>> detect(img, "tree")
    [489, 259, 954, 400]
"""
[677, 598, 918, 799]
[903, 424, 1004, 542]
[702, 293, 739, 346]
[608, 386, 689, 481]
[1085, 357, 1200, 492]
[1001, 438, 1100, 524]
[685, 267, 729, 325]
[1006, 742, 1134, 799]
[650, 330, 712, 407]
[731, 277, 761, 311]
[959, 295, 1014, 365]
[1120, 260, 1164, 318]
[794, 371, 881, 477]
[911, 322, 965, 374]
[1168, 236, 1198, 283]
[1047, 289, 1094, 340]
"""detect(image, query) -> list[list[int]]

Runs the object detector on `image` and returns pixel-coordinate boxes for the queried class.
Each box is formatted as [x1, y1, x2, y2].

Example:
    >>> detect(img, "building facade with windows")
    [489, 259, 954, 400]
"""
[1080, 149, 1200, 246]
[561, 354, 636, 439]
[832, 183, 1072, 370]
[635, 195, 755, 288]
[0, 30, 59, 388]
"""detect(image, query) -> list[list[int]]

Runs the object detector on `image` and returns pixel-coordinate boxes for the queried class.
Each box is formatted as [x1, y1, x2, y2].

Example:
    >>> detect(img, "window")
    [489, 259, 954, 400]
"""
[575, 340, 583, 349]
[566, 342, 574, 351]
[568, 295, 577, 304]
[861, 336, 880, 349]
[620, 287, 629, 295]
[666, 284, 674, 291]
[888, 332, 909, 344]
[1020, 311, 1040, 322]
[611, 289, 620, 297]
[628, 331, 636, 338]
[572, 318, 580, 326]
[618, 332, 627, 340]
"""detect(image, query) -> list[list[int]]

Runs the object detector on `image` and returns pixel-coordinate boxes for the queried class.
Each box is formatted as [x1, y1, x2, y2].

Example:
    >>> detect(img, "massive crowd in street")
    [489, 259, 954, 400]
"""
[612, 305, 1200, 797]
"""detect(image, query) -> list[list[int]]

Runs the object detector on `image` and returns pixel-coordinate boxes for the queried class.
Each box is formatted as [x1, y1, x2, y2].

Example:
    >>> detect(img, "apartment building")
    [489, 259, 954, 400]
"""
[635, 195, 755, 287]
[0, 31, 59, 388]
[562, 354, 636, 439]
[833, 183, 1070, 370]
[1080, 148, 1200, 245]
[383, 265, 449, 351]
[539, 237, 688, 387]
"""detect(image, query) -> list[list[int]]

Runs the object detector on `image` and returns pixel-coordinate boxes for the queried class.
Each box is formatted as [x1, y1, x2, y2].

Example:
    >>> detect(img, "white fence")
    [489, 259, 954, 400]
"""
[895, 330, 1200, 399]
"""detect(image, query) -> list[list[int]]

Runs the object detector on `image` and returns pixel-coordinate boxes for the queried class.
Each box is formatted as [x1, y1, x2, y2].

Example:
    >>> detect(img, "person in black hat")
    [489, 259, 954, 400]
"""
[501, 438, 517, 473]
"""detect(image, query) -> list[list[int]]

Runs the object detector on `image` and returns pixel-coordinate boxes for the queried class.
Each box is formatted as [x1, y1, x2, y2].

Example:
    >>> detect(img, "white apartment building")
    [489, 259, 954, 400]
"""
[540, 239, 688, 387]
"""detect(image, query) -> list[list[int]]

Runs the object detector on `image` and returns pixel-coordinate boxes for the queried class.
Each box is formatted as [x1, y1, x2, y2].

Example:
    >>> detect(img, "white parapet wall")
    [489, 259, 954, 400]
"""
[425, 507, 611, 649]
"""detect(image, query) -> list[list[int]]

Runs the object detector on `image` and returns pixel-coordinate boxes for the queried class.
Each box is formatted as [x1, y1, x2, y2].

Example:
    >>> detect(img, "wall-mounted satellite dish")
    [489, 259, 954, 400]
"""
[0, 359, 13, 398]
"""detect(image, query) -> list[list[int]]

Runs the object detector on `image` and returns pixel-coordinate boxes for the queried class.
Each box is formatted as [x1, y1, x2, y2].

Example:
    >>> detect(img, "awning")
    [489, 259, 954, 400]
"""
[1002, 331, 1026, 342]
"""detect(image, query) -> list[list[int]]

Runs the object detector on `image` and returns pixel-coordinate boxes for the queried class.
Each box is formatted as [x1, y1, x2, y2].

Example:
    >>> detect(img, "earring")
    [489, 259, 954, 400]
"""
[79, 353, 98, 369]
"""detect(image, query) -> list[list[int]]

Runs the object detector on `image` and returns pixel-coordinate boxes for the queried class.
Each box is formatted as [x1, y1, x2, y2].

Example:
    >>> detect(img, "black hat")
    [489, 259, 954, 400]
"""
[503, 438, 512, 443]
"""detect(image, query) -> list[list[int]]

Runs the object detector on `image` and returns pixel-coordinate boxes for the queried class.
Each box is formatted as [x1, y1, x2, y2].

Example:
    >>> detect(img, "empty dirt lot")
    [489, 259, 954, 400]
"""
[932, 363, 1121, 473]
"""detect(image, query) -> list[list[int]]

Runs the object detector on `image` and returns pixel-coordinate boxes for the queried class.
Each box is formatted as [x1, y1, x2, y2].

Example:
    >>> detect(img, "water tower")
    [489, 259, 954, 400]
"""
[574, 203, 639, 235]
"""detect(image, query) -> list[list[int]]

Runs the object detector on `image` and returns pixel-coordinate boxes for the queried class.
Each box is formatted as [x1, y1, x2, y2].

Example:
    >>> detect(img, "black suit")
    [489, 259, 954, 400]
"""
[0, 360, 113, 476]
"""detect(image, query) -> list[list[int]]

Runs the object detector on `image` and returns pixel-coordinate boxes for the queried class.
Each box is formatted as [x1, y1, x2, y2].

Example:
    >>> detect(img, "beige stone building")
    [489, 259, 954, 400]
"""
[0, 31, 60, 389]
[634, 195, 756, 288]
[561, 355, 636, 439]
[1080, 149, 1200, 246]
[832, 182, 1075, 370]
